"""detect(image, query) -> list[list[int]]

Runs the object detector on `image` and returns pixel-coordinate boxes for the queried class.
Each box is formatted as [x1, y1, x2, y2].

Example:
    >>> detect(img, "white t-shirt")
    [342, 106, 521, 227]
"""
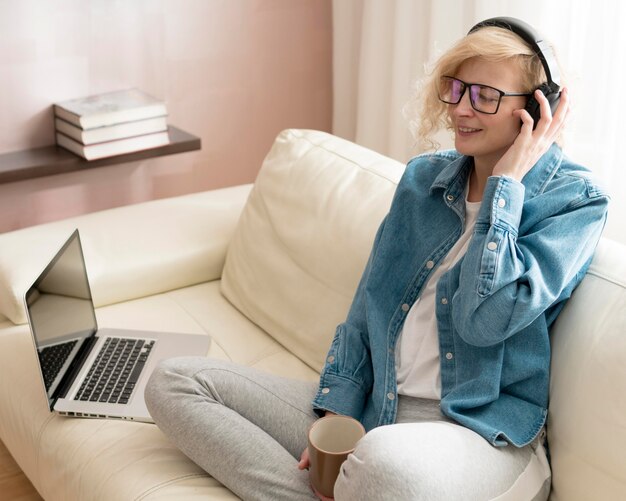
[395, 197, 481, 400]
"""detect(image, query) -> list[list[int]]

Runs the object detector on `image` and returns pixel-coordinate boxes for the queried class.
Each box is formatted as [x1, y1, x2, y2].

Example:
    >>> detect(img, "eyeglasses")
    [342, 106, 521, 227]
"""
[438, 76, 532, 114]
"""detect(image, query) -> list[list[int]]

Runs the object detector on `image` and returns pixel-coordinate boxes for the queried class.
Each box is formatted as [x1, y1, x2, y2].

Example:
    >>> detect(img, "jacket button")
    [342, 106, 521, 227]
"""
[498, 198, 506, 208]
[387, 392, 395, 400]
[321, 388, 330, 394]
[445, 352, 453, 360]
[426, 260, 435, 269]
[441, 297, 448, 305]
[446, 194, 454, 202]
[487, 241, 498, 251]
[401, 303, 410, 312]
[327, 356, 335, 363]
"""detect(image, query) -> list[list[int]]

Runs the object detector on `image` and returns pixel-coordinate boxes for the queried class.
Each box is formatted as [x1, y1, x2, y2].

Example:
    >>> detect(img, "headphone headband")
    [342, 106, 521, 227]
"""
[468, 17, 560, 88]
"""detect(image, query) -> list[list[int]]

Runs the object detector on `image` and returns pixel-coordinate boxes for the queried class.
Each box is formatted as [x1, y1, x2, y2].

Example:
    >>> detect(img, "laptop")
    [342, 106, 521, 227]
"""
[24, 229, 211, 422]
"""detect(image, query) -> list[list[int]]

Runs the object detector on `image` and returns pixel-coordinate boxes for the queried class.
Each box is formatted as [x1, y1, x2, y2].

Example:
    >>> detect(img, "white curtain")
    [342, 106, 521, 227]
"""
[332, 0, 626, 244]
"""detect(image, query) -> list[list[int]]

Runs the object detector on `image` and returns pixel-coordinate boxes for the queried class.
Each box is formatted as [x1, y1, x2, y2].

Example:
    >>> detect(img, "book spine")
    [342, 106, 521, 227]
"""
[55, 103, 167, 130]
[55, 116, 168, 145]
[56, 131, 170, 161]
[56, 132, 88, 159]
[54, 105, 81, 128]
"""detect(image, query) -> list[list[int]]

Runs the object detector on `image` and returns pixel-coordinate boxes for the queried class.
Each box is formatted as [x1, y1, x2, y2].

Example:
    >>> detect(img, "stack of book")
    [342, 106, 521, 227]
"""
[54, 89, 169, 161]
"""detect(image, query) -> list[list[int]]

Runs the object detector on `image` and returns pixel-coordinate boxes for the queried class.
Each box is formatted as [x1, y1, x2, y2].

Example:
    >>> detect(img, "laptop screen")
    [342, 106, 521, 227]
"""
[25, 230, 97, 407]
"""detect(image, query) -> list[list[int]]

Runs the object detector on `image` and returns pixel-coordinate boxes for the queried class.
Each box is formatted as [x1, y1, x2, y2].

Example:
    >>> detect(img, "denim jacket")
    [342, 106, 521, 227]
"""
[312, 144, 609, 447]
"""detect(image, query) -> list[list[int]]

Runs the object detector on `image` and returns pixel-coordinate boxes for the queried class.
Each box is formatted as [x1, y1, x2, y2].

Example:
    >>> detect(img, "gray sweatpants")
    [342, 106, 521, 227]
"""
[144, 357, 551, 501]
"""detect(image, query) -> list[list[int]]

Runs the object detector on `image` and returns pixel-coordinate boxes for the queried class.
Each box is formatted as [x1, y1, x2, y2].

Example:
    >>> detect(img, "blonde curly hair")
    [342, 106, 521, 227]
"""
[405, 26, 563, 152]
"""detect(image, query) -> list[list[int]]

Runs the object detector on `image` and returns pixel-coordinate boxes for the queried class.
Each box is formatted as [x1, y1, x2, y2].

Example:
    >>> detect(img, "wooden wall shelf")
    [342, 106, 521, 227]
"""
[0, 126, 201, 184]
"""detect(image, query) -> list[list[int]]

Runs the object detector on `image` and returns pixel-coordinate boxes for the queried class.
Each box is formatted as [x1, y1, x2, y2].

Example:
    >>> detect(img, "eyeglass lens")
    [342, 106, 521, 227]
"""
[439, 77, 501, 114]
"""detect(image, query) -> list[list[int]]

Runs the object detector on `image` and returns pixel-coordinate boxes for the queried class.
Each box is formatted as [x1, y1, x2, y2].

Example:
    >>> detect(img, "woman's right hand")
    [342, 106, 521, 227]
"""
[299, 448, 335, 500]
[298, 411, 337, 471]
[297, 447, 310, 470]
[299, 412, 337, 499]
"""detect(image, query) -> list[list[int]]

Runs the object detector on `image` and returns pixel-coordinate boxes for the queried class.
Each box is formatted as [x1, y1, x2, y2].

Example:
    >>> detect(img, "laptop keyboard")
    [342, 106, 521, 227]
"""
[75, 337, 155, 405]
[40, 340, 78, 391]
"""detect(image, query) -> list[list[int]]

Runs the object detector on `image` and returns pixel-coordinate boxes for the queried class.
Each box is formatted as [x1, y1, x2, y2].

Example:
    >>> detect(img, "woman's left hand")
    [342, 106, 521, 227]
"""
[492, 86, 570, 181]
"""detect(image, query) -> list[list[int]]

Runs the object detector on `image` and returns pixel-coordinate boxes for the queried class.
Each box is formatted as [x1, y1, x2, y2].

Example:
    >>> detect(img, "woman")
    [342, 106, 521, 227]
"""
[145, 18, 609, 500]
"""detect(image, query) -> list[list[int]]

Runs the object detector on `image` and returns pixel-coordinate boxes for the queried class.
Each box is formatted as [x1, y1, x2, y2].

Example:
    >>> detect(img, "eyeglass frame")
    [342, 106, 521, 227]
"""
[438, 76, 532, 115]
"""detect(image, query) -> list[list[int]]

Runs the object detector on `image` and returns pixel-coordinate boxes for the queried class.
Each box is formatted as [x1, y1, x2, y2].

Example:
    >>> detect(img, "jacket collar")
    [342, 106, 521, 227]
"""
[519, 143, 563, 198]
[429, 143, 564, 200]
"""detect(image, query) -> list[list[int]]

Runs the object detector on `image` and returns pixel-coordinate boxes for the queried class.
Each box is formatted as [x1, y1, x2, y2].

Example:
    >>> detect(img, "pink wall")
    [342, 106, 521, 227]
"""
[0, 0, 332, 233]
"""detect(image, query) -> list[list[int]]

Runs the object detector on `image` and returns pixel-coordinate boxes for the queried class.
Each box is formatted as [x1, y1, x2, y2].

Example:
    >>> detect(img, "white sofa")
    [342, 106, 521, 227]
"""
[0, 129, 624, 500]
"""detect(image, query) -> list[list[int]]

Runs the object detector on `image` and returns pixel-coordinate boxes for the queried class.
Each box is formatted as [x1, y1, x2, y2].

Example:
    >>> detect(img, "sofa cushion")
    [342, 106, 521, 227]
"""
[220, 129, 405, 371]
[0, 279, 318, 500]
[0, 185, 251, 325]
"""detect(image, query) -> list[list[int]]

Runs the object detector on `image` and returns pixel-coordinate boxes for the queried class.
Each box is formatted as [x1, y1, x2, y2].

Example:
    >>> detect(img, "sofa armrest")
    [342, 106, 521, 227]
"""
[548, 236, 626, 500]
[0, 184, 252, 325]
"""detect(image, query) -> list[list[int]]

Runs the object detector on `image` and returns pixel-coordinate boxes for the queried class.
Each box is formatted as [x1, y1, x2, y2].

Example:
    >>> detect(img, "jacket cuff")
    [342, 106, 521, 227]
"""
[312, 372, 367, 418]
[478, 176, 525, 233]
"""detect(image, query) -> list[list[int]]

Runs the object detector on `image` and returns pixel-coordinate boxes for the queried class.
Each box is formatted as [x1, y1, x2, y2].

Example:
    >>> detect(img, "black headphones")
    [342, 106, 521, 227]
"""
[468, 17, 561, 127]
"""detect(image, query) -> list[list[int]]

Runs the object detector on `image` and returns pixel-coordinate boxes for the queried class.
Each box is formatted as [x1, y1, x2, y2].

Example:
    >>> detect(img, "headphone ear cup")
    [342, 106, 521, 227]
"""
[524, 83, 561, 129]
[524, 94, 541, 126]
